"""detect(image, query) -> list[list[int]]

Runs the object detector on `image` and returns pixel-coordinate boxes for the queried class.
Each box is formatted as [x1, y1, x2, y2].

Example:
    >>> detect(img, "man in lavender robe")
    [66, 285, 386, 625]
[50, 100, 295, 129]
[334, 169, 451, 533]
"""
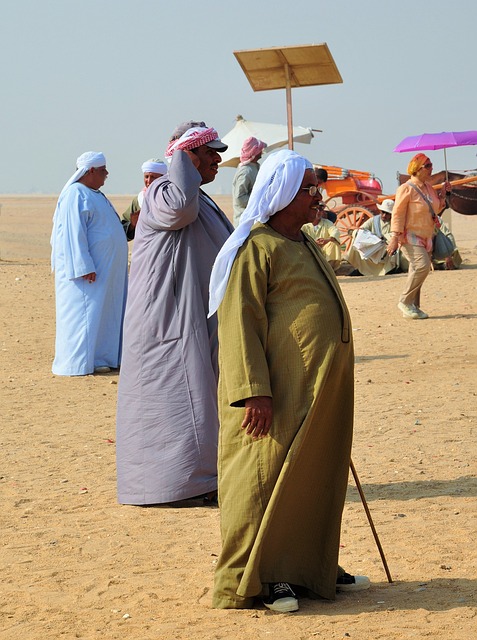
[116, 123, 233, 505]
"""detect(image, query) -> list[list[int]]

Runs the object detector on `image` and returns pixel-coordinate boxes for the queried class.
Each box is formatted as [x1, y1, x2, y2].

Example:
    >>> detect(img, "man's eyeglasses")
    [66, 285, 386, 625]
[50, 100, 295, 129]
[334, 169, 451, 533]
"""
[422, 163, 433, 169]
[300, 185, 320, 196]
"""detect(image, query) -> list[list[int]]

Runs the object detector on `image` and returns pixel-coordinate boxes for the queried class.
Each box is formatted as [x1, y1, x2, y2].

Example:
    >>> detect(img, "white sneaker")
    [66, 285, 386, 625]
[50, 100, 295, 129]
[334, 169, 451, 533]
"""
[397, 302, 420, 319]
[263, 582, 299, 612]
[412, 305, 429, 319]
[94, 366, 111, 373]
[336, 573, 371, 592]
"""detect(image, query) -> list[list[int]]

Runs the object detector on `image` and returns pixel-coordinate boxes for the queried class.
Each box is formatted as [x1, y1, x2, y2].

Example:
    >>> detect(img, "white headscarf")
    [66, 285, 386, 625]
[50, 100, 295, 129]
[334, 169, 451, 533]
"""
[141, 159, 167, 175]
[51, 151, 106, 271]
[208, 149, 312, 317]
[59, 151, 106, 197]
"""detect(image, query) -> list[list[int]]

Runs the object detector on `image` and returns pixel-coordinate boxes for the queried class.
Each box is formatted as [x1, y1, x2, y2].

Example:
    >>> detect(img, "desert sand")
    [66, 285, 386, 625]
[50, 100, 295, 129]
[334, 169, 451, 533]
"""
[0, 194, 476, 639]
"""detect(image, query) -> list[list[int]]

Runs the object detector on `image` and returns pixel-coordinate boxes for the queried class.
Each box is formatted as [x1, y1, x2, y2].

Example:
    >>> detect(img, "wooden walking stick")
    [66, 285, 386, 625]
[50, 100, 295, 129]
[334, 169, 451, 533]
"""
[350, 458, 393, 583]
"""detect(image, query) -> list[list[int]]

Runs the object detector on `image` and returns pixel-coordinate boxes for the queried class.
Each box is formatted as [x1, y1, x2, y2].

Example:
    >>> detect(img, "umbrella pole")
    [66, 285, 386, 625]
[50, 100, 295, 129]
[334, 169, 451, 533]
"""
[444, 148, 448, 181]
[350, 458, 393, 583]
[284, 63, 294, 150]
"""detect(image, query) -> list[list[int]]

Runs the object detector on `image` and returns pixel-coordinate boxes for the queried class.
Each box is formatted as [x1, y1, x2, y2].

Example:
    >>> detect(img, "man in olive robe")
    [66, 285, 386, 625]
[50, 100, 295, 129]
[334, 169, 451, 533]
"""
[209, 149, 370, 611]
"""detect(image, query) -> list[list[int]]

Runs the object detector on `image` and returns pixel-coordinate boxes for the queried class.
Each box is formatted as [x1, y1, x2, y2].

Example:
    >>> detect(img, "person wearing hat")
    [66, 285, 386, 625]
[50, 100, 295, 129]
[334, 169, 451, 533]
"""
[50, 151, 128, 376]
[302, 203, 342, 272]
[116, 122, 234, 505]
[346, 199, 403, 276]
[232, 136, 267, 227]
[387, 153, 450, 319]
[121, 159, 167, 240]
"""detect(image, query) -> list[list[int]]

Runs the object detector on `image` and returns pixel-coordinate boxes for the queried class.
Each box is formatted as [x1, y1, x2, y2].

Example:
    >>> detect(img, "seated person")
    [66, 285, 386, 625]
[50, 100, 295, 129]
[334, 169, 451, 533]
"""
[302, 204, 342, 272]
[314, 167, 337, 223]
[122, 159, 167, 240]
[432, 216, 462, 270]
[345, 199, 404, 276]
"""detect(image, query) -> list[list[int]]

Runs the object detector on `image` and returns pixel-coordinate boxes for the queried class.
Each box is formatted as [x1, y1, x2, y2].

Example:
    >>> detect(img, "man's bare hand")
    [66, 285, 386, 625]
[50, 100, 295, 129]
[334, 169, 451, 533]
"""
[184, 149, 200, 169]
[130, 210, 140, 228]
[242, 396, 273, 439]
[82, 272, 96, 282]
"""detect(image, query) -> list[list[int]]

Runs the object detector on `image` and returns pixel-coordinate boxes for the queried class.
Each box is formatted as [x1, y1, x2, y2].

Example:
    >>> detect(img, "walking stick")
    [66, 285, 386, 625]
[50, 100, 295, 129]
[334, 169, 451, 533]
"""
[350, 458, 393, 583]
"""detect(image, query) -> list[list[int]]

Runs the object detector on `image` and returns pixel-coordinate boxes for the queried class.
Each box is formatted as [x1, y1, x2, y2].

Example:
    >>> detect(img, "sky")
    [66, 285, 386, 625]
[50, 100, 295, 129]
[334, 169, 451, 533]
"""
[1, 0, 476, 197]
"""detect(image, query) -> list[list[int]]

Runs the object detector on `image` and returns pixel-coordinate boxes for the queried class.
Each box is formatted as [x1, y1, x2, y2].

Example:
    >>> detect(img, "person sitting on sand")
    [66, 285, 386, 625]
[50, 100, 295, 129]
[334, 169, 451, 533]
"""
[302, 203, 342, 272]
[346, 199, 402, 276]
[432, 215, 462, 270]
[314, 167, 337, 223]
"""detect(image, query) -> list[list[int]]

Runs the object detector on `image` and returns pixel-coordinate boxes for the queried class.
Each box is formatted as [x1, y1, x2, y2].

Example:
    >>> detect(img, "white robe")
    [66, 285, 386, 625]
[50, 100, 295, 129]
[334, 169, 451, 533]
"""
[51, 183, 128, 376]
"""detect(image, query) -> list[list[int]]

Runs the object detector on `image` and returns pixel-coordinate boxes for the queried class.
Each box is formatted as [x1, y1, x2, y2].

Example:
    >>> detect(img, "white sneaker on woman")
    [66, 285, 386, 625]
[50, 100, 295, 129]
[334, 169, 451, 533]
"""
[398, 302, 420, 319]
[412, 305, 429, 319]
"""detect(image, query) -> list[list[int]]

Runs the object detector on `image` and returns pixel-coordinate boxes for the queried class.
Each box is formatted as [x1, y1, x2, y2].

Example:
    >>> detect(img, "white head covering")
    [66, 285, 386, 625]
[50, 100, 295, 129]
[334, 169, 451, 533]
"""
[208, 149, 312, 317]
[141, 159, 167, 175]
[60, 151, 106, 196]
[51, 151, 106, 271]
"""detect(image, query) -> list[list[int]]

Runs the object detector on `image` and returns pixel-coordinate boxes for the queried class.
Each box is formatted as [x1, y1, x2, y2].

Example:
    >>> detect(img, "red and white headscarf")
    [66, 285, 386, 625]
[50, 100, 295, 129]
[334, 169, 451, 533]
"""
[165, 127, 221, 158]
[239, 136, 267, 165]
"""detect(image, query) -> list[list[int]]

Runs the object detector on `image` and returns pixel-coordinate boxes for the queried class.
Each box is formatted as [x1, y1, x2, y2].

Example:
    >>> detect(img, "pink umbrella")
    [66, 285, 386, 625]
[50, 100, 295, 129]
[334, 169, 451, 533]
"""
[393, 130, 477, 179]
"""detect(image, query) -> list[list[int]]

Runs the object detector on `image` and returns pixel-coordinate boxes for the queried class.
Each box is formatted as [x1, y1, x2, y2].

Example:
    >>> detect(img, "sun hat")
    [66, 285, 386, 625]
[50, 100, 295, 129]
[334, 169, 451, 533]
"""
[377, 199, 394, 214]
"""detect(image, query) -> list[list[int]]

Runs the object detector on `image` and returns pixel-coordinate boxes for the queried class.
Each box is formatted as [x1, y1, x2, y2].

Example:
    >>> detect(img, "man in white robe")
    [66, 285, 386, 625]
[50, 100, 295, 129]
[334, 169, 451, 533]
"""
[50, 151, 128, 376]
[116, 123, 233, 505]
[346, 199, 401, 276]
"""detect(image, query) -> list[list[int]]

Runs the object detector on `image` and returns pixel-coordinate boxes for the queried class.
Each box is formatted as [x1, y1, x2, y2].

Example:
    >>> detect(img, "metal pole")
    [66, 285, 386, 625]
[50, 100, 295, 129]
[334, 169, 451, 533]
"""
[350, 458, 393, 583]
[284, 63, 294, 150]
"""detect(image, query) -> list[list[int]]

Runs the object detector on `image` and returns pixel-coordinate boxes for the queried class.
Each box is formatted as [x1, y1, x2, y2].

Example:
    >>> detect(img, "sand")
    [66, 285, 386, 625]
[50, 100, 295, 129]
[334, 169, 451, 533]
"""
[1, 195, 476, 639]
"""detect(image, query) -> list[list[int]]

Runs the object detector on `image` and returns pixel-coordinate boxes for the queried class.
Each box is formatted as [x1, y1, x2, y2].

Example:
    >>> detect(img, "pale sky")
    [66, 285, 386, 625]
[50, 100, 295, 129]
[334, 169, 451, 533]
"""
[1, 0, 476, 196]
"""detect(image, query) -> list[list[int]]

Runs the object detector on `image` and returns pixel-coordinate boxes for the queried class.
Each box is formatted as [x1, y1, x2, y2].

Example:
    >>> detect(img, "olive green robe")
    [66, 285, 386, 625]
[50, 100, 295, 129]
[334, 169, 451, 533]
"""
[213, 224, 354, 608]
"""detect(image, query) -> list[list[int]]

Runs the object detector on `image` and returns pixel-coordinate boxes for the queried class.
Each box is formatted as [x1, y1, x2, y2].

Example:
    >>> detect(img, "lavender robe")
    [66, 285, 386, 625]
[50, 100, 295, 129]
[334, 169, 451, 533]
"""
[116, 151, 233, 504]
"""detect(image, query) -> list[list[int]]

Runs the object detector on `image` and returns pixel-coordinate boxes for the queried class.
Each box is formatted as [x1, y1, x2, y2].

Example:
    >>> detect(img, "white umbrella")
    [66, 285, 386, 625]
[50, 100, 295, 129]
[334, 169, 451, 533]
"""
[219, 115, 316, 167]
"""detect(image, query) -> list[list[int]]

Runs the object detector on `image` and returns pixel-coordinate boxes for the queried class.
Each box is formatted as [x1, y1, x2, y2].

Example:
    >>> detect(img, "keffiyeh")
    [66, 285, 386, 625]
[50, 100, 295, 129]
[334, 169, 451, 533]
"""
[240, 136, 267, 165]
[165, 127, 221, 158]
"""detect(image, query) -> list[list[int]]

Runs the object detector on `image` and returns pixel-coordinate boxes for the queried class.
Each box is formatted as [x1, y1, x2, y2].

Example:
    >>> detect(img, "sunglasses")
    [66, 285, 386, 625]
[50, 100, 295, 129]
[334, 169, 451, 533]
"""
[300, 185, 320, 196]
[422, 163, 433, 169]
